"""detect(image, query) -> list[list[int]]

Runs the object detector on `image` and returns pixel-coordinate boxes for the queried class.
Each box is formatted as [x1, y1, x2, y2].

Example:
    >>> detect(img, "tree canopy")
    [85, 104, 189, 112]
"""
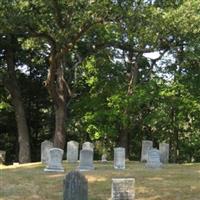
[0, 0, 200, 163]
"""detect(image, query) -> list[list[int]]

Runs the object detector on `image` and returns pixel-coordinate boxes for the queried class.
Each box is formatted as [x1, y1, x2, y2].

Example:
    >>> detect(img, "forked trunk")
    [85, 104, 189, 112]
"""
[45, 51, 70, 150]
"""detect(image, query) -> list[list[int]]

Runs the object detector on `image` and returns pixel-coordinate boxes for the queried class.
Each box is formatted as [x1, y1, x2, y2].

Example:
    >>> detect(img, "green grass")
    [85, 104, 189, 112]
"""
[1, 161, 200, 200]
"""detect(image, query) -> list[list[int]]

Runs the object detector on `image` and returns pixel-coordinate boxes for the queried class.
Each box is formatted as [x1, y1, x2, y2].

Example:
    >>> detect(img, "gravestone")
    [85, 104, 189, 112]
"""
[114, 147, 125, 169]
[112, 178, 135, 200]
[64, 171, 88, 200]
[78, 149, 94, 171]
[0, 150, 6, 164]
[82, 142, 94, 151]
[41, 140, 53, 164]
[44, 148, 64, 172]
[67, 141, 79, 163]
[145, 148, 162, 168]
[101, 154, 107, 162]
[159, 143, 169, 163]
[141, 140, 153, 162]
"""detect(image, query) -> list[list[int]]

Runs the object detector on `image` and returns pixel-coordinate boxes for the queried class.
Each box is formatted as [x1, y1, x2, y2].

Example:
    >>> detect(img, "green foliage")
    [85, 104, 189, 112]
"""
[1, 0, 200, 163]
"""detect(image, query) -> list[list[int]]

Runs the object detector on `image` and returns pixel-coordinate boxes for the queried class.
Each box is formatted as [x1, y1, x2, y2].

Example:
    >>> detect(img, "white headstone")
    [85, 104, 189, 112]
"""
[141, 140, 153, 162]
[112, 178, 135, 200]
[82, 142, 94, 151]
[67, 141, 79, 163]
[101, 154, 107, 162]
[41, 140, 53, 164]
[44, 148, 64, 172]
[114, 147, 125, 169]
[159, 143, 169, 163]
[78, 149, 94, 171]
[145, 148, 162, 168]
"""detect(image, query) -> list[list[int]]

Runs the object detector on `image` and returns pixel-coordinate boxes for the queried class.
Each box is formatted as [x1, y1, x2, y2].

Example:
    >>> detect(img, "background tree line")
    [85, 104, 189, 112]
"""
[0, 0, 200, 164]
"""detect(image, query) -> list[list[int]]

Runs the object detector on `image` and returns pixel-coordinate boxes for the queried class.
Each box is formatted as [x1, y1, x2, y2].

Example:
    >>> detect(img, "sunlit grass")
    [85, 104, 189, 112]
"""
[1, 161, 200, 200]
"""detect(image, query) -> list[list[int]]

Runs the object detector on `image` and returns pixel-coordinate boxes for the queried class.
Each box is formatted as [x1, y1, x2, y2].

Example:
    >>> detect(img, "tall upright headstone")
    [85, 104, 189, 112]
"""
[114, 147, 125, 169]
[159, 143, 169, 163]
[44, 148, 64, 172]
[78, 149, 94, 171]
[141, 140, 153, 162]
[112, 178, 135, 200]
[41, 140, 53, 164]
[145, 148, 162, 168]
[67, 141, 79, 163]
[82, 142, 94, 151]
[64, 171, 88, 200]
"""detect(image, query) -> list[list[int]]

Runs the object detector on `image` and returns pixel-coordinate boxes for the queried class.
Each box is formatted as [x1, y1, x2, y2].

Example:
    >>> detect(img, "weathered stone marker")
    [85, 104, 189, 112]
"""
[141, 140, 153, 162]
[78, 149, 94, 171]
[41, 140, 53, 164]
[101, 154, 107, 162]
[44, 148, 64, 172]
[145, 148, 162, 168]
[63, 171, 88, 200]
[114, 147, 125, 169]
[0, 150, 6, 164]
[159, 143, 169, 163]
[67, 141, 79, 163]
[82, 142, 94, 151]
[112, 178, 135, 200]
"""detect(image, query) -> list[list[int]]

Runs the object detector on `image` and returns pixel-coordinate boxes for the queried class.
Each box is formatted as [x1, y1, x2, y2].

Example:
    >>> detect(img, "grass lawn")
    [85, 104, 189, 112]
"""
[0, 161, 200, 200]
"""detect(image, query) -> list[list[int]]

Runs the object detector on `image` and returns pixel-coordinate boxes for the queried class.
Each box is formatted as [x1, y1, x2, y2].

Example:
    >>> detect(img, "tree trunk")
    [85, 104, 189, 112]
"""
[169, 107, 178, 163]
[45, 52, 70, 150]
[4, 36, 31, 163]
[54, 103, 66, 149]
[119, 128, 129, 158]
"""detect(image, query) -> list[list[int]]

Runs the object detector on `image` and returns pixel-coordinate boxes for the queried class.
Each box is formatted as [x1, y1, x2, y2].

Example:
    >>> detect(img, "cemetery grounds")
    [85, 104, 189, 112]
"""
[0, 161, 200, 200]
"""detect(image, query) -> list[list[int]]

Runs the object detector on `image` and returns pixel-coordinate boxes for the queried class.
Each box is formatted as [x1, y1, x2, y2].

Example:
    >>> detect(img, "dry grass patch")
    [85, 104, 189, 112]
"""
[1, 161, 200, 200]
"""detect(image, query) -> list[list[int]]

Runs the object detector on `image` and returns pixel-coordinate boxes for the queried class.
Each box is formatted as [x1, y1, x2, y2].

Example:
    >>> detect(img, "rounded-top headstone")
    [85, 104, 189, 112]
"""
[64, 171, 88, 200]
[145, 148, 162, 168]
[82, 142, 94, 151]
[44, 148, 64, 172]
[79, 149, 94, 171]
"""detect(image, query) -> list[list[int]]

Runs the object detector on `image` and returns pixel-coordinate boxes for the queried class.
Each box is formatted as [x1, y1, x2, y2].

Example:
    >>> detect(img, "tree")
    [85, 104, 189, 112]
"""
[0, 35, 31, 163]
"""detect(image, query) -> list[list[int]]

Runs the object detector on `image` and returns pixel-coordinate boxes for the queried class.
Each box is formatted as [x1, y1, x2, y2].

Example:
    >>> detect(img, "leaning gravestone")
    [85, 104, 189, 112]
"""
[141, 140, 153, 162]
[44, 148, 64, 172]
[67, 141, 79, 163]
[145, 148, 162, 168]
[112, 178, 135, 200]
[41, 140, 53, 164]
[159, 143, 169, 163]
[64, 171, 88, 200]
[114, 147, 125, 169]
[82, 142, 94, 151]
[78, 149, 94, 171]
[0, 150, 6, 164]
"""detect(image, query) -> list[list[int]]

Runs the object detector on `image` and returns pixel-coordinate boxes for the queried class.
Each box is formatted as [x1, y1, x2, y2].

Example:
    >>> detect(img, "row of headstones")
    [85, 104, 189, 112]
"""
[141, 140, 169, 168]
[41, 139, 169, 172]
[41, 140, 94, 164]
[41, 140, 126, 172]
[64, 171, 135, 200]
